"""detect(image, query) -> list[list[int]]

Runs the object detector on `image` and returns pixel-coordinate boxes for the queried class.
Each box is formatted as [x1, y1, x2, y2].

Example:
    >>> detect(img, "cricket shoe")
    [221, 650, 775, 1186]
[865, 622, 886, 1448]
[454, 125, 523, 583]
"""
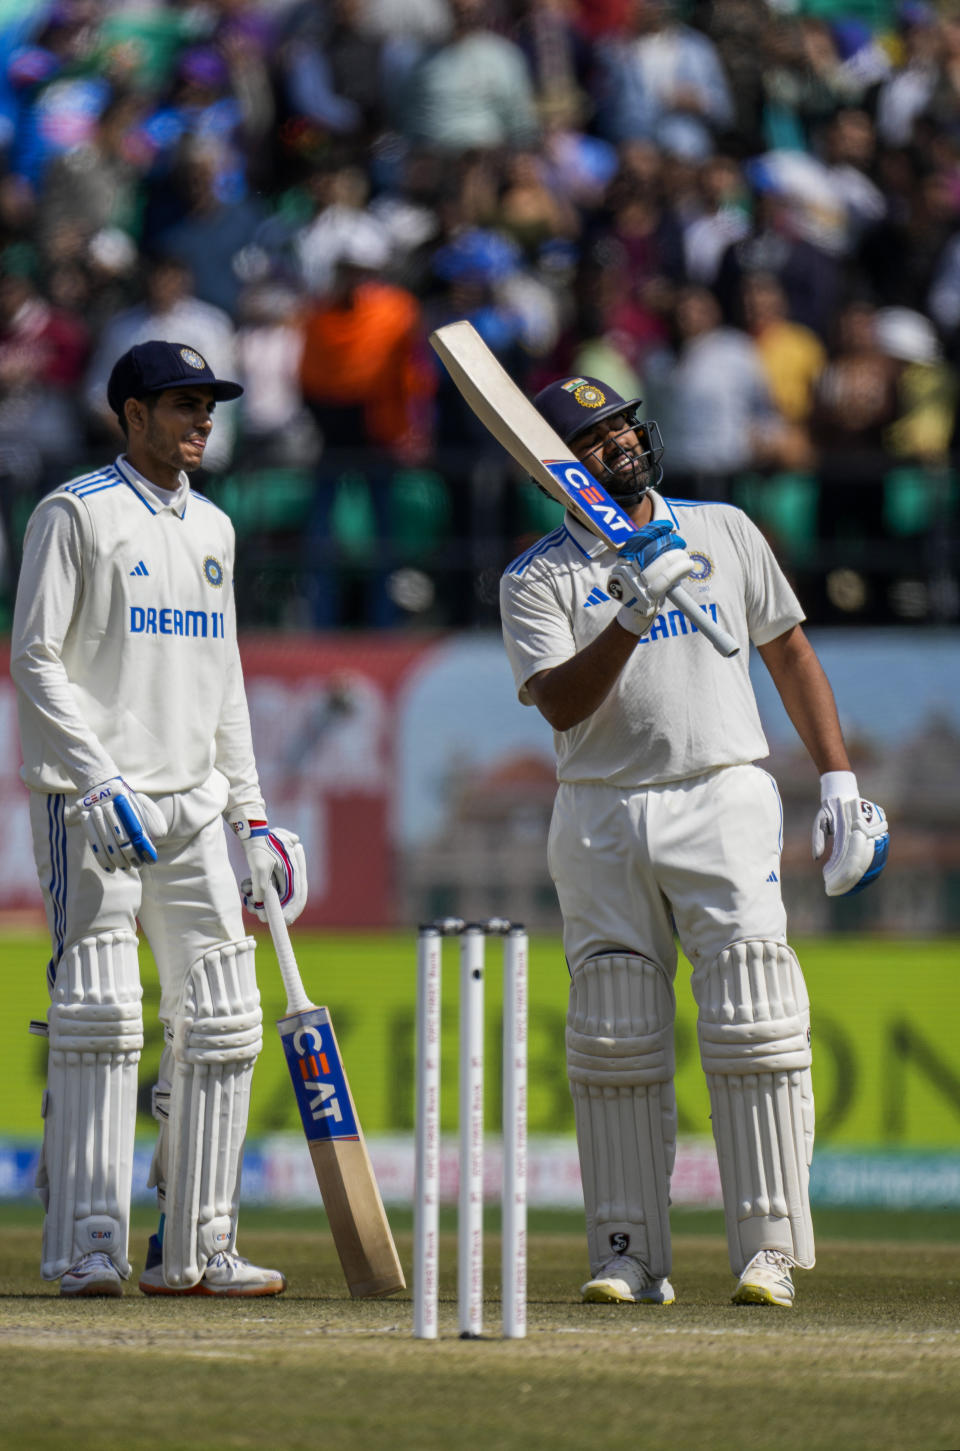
[581, 1253, 676, 1305]
[60, 1251, 124, 1298]
[138, 1234, 286, 1297]
[732, 1250, 795, 1307]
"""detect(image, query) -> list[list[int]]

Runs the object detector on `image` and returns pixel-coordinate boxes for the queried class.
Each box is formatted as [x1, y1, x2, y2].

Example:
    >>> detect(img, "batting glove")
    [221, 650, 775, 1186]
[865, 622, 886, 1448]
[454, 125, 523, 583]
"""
[813, 771, 889, 897]
[79, 776, 167, 872]
[608, 526, 694, 636]
[619, 521, 683, 567]
[227, 808, 308, 925]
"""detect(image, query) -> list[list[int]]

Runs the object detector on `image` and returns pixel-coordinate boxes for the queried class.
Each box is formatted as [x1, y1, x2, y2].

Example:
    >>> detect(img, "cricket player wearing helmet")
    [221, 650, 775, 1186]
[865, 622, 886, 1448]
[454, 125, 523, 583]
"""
[11, 340, 308, 1298]
[500, 375, 888, 1307]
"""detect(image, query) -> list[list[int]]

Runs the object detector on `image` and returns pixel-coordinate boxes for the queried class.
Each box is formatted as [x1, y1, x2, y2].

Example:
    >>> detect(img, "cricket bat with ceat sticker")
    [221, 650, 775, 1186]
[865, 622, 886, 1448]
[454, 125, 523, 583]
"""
[264, 886, 405, 1298]
[429, 319, 739, 658]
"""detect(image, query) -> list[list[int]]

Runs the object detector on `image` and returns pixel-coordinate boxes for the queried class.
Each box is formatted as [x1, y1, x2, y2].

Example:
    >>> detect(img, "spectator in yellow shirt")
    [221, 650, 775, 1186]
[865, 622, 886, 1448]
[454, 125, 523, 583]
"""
[741, 270, 826, 425]
[741, 270, 826, 470]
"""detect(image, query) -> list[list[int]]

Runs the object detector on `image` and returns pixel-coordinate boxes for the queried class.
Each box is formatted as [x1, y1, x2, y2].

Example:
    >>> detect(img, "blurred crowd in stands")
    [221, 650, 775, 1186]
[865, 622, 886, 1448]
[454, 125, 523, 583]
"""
[0, 0, 958, 628]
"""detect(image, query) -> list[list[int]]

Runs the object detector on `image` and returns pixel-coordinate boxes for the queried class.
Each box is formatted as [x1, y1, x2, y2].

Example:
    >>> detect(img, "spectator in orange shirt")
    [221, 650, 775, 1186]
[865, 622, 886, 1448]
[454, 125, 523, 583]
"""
[298, 232, 435, 625]
[299, 231, 432, 457]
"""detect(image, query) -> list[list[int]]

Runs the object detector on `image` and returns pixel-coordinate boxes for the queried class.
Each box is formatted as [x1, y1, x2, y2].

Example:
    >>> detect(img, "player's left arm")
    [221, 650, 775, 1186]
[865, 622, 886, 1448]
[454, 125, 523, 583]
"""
[214, 542, 308, 925]
[759, 624, 889, 896]
[757, 624, 850, 775]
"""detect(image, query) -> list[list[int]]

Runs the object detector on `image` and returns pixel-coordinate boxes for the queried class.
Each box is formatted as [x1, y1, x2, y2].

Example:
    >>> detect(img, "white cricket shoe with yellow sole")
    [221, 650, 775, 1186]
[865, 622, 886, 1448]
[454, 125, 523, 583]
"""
[732, 1250, 795, 1306]
[581, 1253, 676, 1305]
[138, 1234, 286, 1297]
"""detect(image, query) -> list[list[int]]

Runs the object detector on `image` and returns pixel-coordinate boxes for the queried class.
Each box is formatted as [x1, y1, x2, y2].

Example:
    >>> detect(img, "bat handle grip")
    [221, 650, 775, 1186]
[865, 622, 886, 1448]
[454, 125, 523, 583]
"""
[264, 885, 313, 1016]
[666, 585, 740, 658]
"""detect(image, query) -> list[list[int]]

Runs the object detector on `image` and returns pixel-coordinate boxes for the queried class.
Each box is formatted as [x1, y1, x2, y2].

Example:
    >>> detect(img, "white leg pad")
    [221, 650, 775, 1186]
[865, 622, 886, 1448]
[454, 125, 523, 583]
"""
[39, 931, 143, 1280]
[159, 937, 262, 1287]
[694, 940, 815, 1274]
[566, 953, 676, 1278]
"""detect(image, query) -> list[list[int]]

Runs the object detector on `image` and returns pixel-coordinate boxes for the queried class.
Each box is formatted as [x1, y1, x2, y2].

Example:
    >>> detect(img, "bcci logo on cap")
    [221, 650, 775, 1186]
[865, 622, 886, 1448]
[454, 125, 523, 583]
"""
[568, 382, 606, 410]
[560, 377, 606, 409]
[180, 347, 206, 370]
[573, 384, 605, 409]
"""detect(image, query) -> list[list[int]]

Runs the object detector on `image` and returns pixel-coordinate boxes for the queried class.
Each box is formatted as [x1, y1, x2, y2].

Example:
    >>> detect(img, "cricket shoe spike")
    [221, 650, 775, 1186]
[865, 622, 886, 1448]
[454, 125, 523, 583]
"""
[138, 1234, 286, 1296]
[732, 1249, 795, 1307]
[60, 1251, 124, 1298]
[581, 1253, 675, 1305]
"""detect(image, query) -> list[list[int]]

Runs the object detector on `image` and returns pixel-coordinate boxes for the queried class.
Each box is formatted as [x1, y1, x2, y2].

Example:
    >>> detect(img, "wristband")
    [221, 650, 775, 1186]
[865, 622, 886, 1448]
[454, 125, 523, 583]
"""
[616, 604, 655, 637]
[819, 770, 858, 804]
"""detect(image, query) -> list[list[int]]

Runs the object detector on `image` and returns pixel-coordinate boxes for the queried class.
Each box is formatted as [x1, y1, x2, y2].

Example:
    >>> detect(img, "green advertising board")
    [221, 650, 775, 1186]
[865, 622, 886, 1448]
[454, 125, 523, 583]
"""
[2, 932, 958, 1150]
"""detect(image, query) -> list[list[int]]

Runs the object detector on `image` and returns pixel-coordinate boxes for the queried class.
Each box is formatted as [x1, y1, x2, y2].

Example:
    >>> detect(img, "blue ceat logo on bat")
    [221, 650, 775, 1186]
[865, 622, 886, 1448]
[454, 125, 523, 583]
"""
[544, 460, 636, 539]
[278, 1006, 359, 1142]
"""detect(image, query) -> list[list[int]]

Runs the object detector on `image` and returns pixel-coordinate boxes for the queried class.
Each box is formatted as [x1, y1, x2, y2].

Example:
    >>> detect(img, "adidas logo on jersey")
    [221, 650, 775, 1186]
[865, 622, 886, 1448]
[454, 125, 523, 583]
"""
[583, 586, 610, 608]
[767, 871, 779, 883]
[130, 561, 149, 576]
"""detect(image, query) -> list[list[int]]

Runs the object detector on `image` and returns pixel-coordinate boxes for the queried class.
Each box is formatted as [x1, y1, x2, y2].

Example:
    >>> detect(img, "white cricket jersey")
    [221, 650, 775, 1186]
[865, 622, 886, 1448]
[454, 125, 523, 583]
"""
[500, 491, 804, 788]
[11, 455, 264, 807]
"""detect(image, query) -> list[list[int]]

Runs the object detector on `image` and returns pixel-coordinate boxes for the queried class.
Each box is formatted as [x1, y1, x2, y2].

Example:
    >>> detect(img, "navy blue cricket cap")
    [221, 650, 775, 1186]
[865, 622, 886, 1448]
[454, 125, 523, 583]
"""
[533, 376, 643, 445]
[107, 340, 243, 419]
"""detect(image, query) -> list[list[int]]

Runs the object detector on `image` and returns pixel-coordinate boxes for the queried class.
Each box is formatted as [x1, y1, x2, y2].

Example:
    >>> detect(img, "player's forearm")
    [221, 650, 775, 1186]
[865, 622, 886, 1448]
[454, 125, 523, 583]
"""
[215, 639, 264, 813]
[12, 645, 119, 789]
[758, 625, 851, 775]
[526, 619, 638, 730]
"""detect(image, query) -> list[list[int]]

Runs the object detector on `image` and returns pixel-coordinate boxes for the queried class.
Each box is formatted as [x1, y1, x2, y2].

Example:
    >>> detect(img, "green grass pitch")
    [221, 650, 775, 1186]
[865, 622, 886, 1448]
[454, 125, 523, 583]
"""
[0, 1205, 958, 1451]
[1, 930, 958, 1449]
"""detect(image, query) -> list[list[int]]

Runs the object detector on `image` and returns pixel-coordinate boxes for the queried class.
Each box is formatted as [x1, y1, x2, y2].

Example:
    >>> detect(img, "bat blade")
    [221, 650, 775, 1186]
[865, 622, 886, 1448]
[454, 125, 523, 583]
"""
[264, 889, 404, 1299]
[430, 319, 739, 657]
[430, 320, 636, 546]
[277, 1003, 406, 1298]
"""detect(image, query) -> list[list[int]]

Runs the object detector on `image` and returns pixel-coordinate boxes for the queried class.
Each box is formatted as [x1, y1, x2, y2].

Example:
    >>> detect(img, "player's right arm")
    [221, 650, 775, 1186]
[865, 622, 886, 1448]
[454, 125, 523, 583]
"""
[10, 496, 120, 789]
[524, 622, 638, 731]
[12, 496, 164, 870]
[500, 523, 691, 732]
[500, 555, 644, 732]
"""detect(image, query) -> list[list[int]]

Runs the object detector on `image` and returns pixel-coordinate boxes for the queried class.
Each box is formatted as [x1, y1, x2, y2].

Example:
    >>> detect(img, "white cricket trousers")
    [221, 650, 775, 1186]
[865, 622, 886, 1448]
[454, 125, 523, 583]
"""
[29, 772, 245, 1014]
[548, 763, 789, 977]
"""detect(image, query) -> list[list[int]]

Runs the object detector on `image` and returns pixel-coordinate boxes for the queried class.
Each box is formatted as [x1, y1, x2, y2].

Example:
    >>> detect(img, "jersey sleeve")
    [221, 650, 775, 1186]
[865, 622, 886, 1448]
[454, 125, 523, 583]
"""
[499, 566, 576, 705]
[10, 496, 120, 790]
[735, 510, 806, 645]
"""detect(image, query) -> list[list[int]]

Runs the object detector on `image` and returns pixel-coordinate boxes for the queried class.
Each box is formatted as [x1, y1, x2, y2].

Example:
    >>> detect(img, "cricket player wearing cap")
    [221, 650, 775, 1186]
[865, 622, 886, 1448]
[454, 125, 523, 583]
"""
[500, 375, 889, 1307]
[11, 340, 308, 1297]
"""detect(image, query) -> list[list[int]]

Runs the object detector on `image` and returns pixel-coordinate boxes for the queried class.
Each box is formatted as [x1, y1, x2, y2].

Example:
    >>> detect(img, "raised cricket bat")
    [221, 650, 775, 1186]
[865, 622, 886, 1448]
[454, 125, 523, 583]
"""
[430, 319, 739, 658]
[264, 886, 405, 1298]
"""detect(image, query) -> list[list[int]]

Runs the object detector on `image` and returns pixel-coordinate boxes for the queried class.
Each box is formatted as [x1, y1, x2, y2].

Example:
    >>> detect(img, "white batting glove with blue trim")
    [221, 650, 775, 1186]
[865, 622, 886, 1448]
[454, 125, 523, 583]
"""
[79, 776, 166, 872]
[813, 771, 890, 897]
[227, 808, 308, 925]
[608, 525, 694, 636]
